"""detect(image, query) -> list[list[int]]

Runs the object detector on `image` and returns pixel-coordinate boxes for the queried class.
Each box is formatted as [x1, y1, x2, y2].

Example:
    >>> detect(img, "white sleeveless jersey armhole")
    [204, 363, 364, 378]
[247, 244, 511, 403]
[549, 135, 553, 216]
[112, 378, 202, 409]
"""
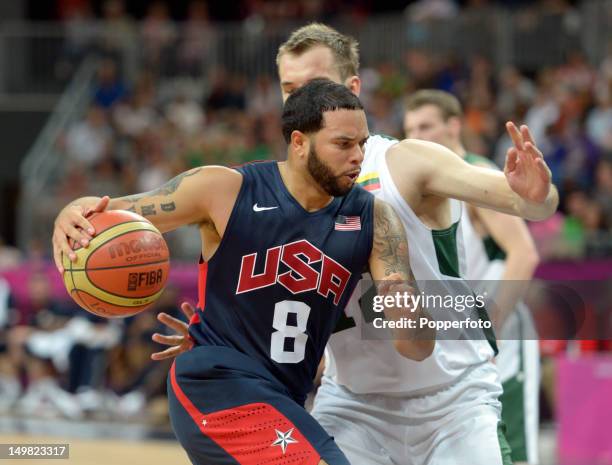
[324, 136, 495, 396]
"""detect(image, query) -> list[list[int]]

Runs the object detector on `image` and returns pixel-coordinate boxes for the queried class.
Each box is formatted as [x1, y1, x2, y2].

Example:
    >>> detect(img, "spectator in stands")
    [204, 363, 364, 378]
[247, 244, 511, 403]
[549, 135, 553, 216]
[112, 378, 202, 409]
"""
[0, 277, 19, 413]
[93, 59, 127, 109]
[99, 0, 135, 60]
[89, 157, 123, 198]
[176, 0, 215, 77]
[586, 81, 612, 151]
[141, 1, 177, 73]
[107, 286, 182, 419]
[246, 74, 281, 118]
[205, 68, 247, 112]
[406, 0, 459, 22]
[594, 154, 612, 227]
[113, 79, 158, 139]
[545, 97, 600, 191]
[496, 66, 537, 121]
[63, 104, 113, 167]
[9, 274, 83, 419]
[165, 92, 206, 137]
[9, 273, 123, 419]
[135, 132, 174, 193]
[56, 2, 97, 79]
[524, 69, 561, 150]
[0, 236, 22, 270]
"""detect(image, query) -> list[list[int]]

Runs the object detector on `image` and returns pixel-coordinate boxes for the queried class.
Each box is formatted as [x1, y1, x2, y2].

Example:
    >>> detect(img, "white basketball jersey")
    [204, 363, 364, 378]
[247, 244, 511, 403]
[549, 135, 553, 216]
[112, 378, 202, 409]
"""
[324, 136, 496, 396]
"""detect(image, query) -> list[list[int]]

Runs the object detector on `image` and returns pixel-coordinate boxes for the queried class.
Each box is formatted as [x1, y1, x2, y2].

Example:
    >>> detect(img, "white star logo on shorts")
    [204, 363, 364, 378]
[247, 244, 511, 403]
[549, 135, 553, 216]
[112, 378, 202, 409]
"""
[271, 428, 298, 454]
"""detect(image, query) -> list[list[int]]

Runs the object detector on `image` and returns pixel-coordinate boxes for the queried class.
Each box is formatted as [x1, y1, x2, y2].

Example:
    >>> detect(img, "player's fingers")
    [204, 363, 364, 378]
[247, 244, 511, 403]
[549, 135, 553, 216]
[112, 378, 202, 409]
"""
[180, 302, 196, 319]
[150, 345, 185, 361]
[52, 239, 64, 274]
[536, 158, 552, 182]
[504, 147, 519, 172]
[152, 333, 184, 346]
[59, 239, 77, 262]
[54, 228, 77, 262]
[525, 141, 543, 160]
[71, 212, 96, 237]
[516, 145, 534, 169]
[92, 196, 110, 214]
[66, 225, 91, 248]
[157, 312, 189, 334]
[520, 125, 537, 146]
[505, 122, 524, 150]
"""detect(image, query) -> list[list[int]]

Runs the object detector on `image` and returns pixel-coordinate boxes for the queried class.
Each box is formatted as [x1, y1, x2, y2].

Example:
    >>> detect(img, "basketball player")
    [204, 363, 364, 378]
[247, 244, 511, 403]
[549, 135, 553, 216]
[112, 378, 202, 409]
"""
[150, 24, 558, 465]
[52, 79, 434, 465]
[403, 89, 541, 465]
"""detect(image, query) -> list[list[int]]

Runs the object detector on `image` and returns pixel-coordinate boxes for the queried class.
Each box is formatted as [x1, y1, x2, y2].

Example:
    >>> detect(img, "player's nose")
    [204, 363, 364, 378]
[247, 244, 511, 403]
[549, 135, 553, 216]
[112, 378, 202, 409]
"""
[350, 144, 365, 165]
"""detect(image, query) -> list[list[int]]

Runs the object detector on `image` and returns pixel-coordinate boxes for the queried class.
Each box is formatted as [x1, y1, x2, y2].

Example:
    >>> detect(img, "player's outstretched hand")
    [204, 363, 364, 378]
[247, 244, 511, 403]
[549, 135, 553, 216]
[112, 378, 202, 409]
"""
[151, 302, 195, 361]
[52, 196, 110, 274]
[504, 122, 552, 203]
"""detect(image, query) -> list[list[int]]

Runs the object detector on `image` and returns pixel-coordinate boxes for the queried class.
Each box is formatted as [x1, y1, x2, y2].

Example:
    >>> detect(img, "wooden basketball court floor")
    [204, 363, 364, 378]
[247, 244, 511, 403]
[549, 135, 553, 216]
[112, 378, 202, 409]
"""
[0, 433, 191, 465]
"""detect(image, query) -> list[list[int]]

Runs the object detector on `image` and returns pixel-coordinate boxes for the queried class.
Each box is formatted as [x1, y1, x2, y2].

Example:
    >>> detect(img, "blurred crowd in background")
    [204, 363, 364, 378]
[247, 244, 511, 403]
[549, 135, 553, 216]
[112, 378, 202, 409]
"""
[0, 0, 610, 424]
[26, 0, 612, 261]
[0, 266, 183, 422]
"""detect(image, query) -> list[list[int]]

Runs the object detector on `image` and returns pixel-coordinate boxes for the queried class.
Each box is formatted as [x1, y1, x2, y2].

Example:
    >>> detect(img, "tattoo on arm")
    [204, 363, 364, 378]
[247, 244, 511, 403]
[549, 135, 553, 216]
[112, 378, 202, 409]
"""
[161, 201, 176, 212]
[372, 200, 413, 279]
[141, 204, 157, 216]
[118, 168, 202, 213]
[146, 168, 202, 197]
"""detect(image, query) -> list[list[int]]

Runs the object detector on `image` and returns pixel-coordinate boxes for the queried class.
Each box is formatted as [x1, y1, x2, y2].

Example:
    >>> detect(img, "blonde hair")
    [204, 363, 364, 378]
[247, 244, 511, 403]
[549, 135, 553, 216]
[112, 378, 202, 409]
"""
[276, 23, 359, 81]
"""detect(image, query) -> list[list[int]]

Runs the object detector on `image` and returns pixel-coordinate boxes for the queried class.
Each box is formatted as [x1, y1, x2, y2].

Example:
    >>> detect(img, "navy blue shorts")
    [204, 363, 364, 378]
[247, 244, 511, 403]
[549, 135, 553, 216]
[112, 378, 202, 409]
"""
[168, 345, 350, 465]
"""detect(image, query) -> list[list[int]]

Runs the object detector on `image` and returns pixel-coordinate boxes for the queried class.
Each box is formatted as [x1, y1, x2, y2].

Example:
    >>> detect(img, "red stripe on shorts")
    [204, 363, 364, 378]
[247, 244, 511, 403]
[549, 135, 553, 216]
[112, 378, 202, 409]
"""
[197, 256, 208, 312]
[170, 362, 321, 465]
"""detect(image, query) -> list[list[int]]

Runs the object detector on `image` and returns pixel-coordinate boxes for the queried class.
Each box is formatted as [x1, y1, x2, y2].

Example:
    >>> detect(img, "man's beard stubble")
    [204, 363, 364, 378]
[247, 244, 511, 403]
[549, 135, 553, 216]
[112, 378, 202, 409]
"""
[307, 145, 352, 197]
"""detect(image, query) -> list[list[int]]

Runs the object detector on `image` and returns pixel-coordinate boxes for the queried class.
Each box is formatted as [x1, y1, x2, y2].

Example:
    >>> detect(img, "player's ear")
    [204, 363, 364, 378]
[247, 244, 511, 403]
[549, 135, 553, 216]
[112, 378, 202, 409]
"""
[290, 130, 308, 158]
[345, 76, 361, 97]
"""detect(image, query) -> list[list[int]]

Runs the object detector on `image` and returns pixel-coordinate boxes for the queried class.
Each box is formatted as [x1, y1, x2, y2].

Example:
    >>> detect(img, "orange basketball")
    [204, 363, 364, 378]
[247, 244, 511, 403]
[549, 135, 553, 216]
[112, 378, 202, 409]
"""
[62, 210, 170, 318]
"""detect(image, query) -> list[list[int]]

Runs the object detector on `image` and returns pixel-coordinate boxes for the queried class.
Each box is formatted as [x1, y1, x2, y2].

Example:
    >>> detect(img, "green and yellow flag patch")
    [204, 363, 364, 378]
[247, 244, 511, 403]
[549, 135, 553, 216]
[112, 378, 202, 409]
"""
[356, 172, 381, 192]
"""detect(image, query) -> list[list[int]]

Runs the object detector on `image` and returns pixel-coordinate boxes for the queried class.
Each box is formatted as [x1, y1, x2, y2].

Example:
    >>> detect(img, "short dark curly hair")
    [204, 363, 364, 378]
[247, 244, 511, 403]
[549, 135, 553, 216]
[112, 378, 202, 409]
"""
[281, 78, 364, 143]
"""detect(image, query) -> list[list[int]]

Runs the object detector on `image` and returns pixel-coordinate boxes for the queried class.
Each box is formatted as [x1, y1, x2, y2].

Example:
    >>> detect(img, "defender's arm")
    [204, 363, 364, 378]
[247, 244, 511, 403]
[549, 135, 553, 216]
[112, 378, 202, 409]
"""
[471, 205, 539, 331]
[387, 123, 558, 220]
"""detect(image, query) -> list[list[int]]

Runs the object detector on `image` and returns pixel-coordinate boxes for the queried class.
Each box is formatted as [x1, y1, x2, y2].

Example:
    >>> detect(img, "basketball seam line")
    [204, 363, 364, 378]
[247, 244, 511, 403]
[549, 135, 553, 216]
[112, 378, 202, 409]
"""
[69, 258, 169, 272]
[75, 288, 145, 309]
[69, 251, 90, 311]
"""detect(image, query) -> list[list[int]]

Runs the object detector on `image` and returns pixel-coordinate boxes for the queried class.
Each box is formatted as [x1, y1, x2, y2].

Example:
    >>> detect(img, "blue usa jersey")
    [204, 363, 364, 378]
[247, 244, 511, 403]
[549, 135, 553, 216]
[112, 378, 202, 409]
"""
[189, 161, 374, 405]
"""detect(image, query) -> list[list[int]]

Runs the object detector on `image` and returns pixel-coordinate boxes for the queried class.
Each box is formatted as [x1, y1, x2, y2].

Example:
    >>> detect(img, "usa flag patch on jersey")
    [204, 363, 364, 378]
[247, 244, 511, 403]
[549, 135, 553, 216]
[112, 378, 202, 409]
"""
[335, 215, 361, 231]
